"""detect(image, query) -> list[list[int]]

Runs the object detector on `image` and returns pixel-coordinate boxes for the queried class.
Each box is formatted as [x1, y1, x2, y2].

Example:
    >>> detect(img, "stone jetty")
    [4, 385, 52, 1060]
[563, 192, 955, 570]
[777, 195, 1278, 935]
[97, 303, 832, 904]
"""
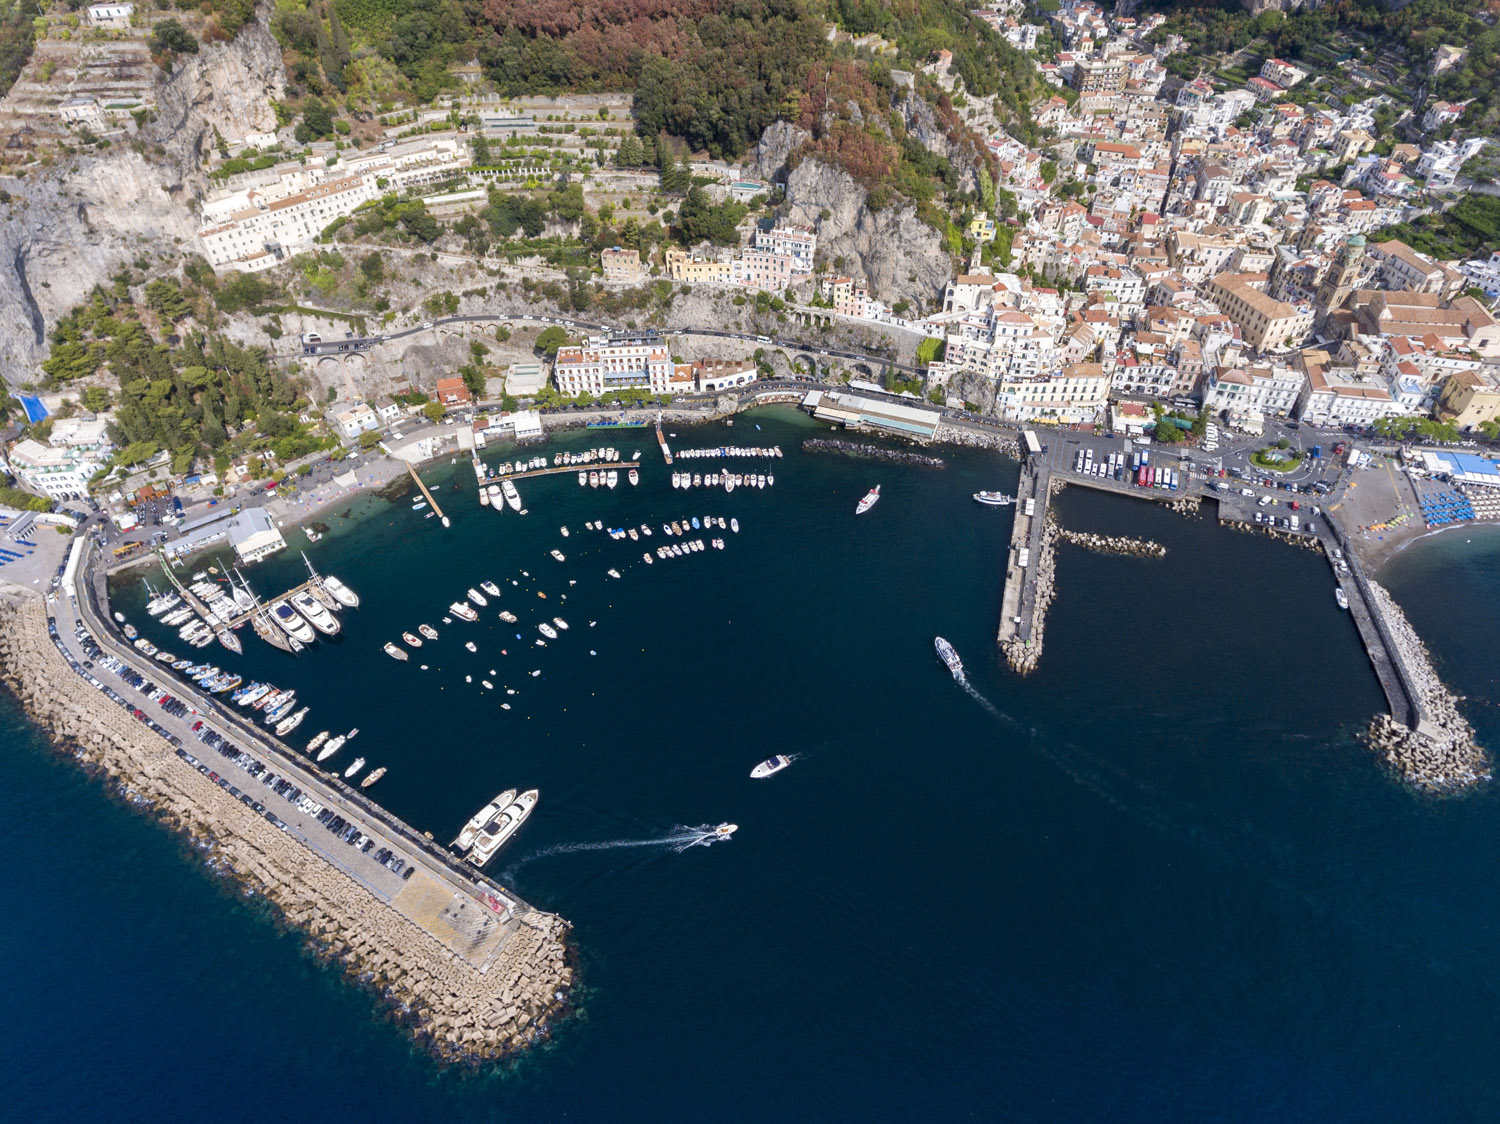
[1056, 529, 1166, 558]
[932, 423, 1014, 452]
[0, 595, 573, 1062]
[1001, 512, 1058, 676]
[801, 437, 946, 467]
[1360, 582, 1491, 794]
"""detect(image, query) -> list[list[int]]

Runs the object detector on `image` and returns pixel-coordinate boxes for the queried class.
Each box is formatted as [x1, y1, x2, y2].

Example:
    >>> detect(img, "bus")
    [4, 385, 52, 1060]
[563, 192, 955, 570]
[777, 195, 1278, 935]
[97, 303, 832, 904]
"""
[1023, 430, 1042, 457]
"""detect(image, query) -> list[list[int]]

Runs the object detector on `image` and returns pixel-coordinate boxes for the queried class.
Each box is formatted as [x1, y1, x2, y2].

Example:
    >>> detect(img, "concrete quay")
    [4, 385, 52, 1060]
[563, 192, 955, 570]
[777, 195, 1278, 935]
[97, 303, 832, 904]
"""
[996, 460, 1053, 674]
[0, 541, 574, 1061]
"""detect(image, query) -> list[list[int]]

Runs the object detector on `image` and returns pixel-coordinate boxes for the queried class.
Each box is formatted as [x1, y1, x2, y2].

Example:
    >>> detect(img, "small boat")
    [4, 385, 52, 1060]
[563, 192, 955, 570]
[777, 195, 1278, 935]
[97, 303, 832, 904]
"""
[419, 623, 439, 640]
[607, 568, 621, 579]
[643, 553, 653, 564]
[973, 491, 1015, 506]
[344, 757, 366, 779]
[347, 728, 359, 740]
[550, 549, 566, 562]
[855, 485, 881, 515]
[552, 617, 569, 630]
[538, 623, 558, 639]
[466, 641, 477, 652]
[629, 468, 639, 486]
[560, 526, 569, 538]
[467, 587, 489, 607]
[322, 575, 360, 608]
[498, 610, 518, 623]
[691, 517, 701, 530]
[276, 707, 309, 736]
[731, 518, 739, 533]
[307, 731, 330, 752]
[360, 767, 387, 789]
[479, 487, 490, 506]
[589, 471, 599, 488]
[1335, 588, 1349, 611]
[403, 631, 423, 647]
[481, 580, 501, 597]
[412, 501, 428, 511]
[713, 823, 737, 839]
[607, 469, 618, 489]
[751, 755, 791, 779]
[450, 602, 479, 622]
[123, 623, 139, 640]
[578, 471, 588, 486]
[384, 642, 410, 661]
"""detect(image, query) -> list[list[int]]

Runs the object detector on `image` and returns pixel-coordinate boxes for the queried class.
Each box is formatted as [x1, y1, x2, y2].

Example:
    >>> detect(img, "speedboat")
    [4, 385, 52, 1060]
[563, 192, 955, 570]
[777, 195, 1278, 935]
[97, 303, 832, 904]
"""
[317, 735, 346, 762]
[292, 590, 340, 636]
[973, 491, 1014, 506]
[855, 485, 881, 515]
[467, 789, 539, 867]
[606, 469, 618, 489]
[419, 623, 439, 640]
[713, 823, 737, 839]
[560, 527, 569, 538]
[751, 755, 791, 779]
[1335, 588, 1349, 610]
[453, 789, 517, 853]
[538, 623, 558, 639]
[629, 468, 639, 486]
[322, 576, 361, 608]
[344, 757, 366, 779]
[934, 636, 963, 679]
[607, 568, 621, 579]
[578, 471, 587, 486]
[498, 610, 517, 623]
[403, 631, 422, 647]
[467, 587, 489, 607]
[550, 549, 566, 562]
[465, 641, 477, 652]
[384, 642, 410, 661]
[449, 602, 479, 621]
[481, 580, 502, 597]
[552, 617, 569, 630]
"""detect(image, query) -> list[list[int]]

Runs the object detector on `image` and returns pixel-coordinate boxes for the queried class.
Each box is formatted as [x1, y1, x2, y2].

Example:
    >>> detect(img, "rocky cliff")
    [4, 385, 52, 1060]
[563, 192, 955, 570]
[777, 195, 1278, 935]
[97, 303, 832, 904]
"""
[0, 17, 286, 375]
[779, 158, 953, 309]
[897, 93, 982, 197]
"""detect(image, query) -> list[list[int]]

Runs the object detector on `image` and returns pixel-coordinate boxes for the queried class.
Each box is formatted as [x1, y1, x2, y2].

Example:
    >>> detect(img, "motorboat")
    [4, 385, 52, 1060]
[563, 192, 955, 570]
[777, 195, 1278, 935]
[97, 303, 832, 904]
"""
[550, 549, 566, 562]
[751, 755, 791, 779]
[307, 731, 330, 753]
[449, 602, 479, 622]
[317, 735, 346, 762]
[643, 553, 653, 564]
[855, 485, 881, 515]
[1335, 588, 1349, 610]
[275, 707, 309, 736]
[538, 623, 558, 639]
[123, 623, 139, 640]
[606, 469, 618, 489]
[452, 789, 517, 852]
[629, 468, 639, 486]
[291, 590, 340, 636]
[934, 636, 963, 679]
[465, 641, 477, 652]
[552, 617, 569, 630]
[713, 823, 737, 839]
[589, 471, 600, 488]
[384, 642, 410, 660]
[419, 623, 439, 640]
[403, 631, 422, 647]
[578, 471, 587, 486]
[467, 789, 539, 867]
[481, 580, 502, 597]
[973, 491, 1015, 506]
[560, 527, 569, 538]
[271, 599, 316, 644]
[501, 479, 522, 511]
[488, 484, 503, 509]
[607, 568, 621, 578]
[467, 587, 489, 607]
[344, 757, 366, 779]
[731, 518, 739, 533]
[312, 575, 358, 610]
[498, 610, 517, 623]
[360, 767, 386, 789]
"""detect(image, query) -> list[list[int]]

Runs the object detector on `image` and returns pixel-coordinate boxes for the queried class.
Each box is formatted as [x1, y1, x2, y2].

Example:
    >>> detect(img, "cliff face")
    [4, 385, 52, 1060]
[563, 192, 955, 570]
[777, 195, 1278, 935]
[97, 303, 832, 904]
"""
[0, 18, 286, 375]
[780, 157, 953, 308]
[897, 93, 982, 197]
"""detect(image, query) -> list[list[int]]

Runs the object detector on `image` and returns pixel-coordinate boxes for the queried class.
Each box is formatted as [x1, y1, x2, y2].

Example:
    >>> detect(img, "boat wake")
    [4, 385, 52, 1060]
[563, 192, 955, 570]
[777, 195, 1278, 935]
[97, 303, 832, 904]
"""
[507, 825, 732, 871]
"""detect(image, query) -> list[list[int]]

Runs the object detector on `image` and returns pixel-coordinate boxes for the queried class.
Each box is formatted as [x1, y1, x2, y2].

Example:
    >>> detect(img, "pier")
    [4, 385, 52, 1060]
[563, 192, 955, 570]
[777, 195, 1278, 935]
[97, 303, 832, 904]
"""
[656, 417, 673, 465]
[996, 459, 1051, 654]
[406, 464, 448, 526]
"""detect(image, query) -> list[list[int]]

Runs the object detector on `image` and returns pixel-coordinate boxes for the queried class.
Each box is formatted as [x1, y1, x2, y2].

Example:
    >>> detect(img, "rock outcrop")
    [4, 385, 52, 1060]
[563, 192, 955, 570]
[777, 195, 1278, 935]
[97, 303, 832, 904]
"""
[897, 93, 981, 196]
[780, 158, 953, 307]
[751, 119, 810, 184]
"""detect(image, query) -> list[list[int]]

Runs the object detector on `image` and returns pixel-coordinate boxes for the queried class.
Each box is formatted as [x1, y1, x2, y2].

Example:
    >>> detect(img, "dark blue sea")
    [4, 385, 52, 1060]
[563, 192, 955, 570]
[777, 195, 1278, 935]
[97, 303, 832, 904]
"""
[5, 407, 1500, 1122]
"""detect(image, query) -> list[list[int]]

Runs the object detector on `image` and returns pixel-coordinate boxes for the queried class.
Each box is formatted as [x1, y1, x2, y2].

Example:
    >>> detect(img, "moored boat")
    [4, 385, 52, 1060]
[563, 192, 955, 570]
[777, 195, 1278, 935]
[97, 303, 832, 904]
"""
[344, 757, 366, 779]
[291, 590, 340, 636]
[403, 631, 422, 647]
[467, 587, 489, 607]
[449, 602, 479, 621]
[384, 641, 410, 660]
[467, 789, 539, 866]
[538, 623, 558, 639]
[360, 767, 387, 788]
[307, 730, 330, 753]
[855, 485, 881, 515]
[419, 623, 439, 640]
[973, 491, 1014, 506]
[271, 599, 316, 644]
[1335, 588, 1349, 610]
[452, 789, 517, 853]
[317, 734, 346, 762]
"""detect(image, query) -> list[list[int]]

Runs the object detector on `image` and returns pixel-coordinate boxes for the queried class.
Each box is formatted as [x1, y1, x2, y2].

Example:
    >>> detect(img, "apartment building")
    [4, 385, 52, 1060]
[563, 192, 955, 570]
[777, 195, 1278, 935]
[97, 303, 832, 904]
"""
[600, 247, 643, 282]
[552, 333, 675, 397]
[1205, 271, 1315, 351]
[752, 222, 817, 273]
[198, 175, 381, 271]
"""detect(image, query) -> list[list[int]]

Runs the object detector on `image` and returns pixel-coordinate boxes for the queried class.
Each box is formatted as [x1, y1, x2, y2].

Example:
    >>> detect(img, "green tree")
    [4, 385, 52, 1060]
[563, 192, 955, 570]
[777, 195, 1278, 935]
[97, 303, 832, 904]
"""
[149, 19, 198, 59]
[144, 278, 192, 323]
[357, 428, 382, 449]
[470, 134, 491, 164]
[535, 326, 570, 356]
[422, 401, 445, 422]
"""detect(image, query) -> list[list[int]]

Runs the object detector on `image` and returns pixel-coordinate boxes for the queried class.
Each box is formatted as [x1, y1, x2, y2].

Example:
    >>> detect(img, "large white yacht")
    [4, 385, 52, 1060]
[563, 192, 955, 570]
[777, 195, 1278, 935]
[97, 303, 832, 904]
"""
[452, 789, 517, 853]
[467, 789, 539, 867]
[270, 599, 316, 644]
[292, 590, 340, 636]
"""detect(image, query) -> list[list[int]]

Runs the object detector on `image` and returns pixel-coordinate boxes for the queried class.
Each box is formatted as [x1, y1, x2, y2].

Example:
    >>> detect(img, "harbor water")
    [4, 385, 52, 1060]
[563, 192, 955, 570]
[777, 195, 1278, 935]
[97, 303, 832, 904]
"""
[6, 406, 1500, 1121]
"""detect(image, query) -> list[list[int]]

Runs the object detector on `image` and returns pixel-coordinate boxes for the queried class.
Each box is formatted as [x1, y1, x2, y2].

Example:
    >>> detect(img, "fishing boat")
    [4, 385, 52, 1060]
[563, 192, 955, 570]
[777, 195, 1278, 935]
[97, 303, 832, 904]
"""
[123, 623, 139, 640]
[550, 549, 566, 562]
[972, 491, 1015, 506]
[452, 789, 517, 853]
[538, 623, 557, 639]
[629, 468, 639, 486]
[498, 610, 517, 623]
[344, 757, 366, 779]
[1335, 588, 1349, 610]
[317, 735, 346, 762]
[403, 631, 422, 647]
[467, 789, 539, 867]
[589, 471, 600, 488]
[934, 636, 963, 679]
[855, 485, 881, 515]
[643, 553, 653, 564]
[360, 767, 386, 789]
[307, 731, 330, 753]
[750, 755, 791, 779]
[418, 623, 439, 640]
[384, 641, 410, 661]
[467, 587, 489, 607]
[449, 602, 479, 621]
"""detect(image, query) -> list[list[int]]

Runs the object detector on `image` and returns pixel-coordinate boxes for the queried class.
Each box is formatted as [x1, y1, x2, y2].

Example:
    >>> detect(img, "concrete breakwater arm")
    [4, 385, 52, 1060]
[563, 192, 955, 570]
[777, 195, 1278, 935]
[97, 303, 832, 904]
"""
[0, 595, 573, 1062]
[1055, 529, 1167, 558]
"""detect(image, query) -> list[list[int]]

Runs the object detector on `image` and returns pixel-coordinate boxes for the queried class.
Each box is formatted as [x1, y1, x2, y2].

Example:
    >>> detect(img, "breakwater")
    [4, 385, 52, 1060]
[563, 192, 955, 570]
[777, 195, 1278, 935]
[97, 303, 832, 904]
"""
[931, 423, 1014, 452]
[1056, 529, 1166, 558]
[0, 593, 573, 1063]
[801, 438, 946, 468]
[1361, 581, 1491, 794]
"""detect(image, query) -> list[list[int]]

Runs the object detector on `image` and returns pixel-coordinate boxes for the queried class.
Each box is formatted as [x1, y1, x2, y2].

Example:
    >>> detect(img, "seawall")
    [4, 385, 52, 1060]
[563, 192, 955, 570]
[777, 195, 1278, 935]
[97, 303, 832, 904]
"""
[0, 592, 574, 1063]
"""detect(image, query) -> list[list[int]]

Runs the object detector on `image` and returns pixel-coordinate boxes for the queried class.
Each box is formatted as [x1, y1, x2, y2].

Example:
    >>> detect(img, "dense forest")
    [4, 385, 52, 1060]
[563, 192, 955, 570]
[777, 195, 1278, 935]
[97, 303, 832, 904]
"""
[0, 0, 35, 100]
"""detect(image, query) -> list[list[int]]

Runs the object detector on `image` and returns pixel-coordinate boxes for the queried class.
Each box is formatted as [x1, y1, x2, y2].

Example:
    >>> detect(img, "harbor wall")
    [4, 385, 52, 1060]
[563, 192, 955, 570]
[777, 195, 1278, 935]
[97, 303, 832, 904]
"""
[0, 593, 574, 1063]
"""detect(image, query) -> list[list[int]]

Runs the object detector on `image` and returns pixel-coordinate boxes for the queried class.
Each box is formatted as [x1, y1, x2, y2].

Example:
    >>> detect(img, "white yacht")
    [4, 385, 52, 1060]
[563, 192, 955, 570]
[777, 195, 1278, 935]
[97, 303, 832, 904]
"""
[453, 789, 517, 853]
[467, 789, 539, 867]
[270, 599, 316, 644]
[292, 590, 340, 636]
[501, 479, 522, 511]
[343, 757, 366, 779]
[751, 755, 791, 779]
[322, 575, 360, 608]
[317, 734, 346, 762]
[449, 602, 479, 622]
[467, 587, 489, 607]
[488, 484, 503, 509]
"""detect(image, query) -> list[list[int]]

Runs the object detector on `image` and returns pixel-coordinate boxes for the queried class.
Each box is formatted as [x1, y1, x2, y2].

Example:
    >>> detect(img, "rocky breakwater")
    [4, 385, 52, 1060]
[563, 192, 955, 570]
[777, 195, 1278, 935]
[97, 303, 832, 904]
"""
[802, 438, 945, 467]
[932, 422, 1015, 453]
[1362, 581, 1491, 794]
[1057, 529, 1166, 558]
[1001, 512, 1059, 677]
[0, 596, 573, 1062]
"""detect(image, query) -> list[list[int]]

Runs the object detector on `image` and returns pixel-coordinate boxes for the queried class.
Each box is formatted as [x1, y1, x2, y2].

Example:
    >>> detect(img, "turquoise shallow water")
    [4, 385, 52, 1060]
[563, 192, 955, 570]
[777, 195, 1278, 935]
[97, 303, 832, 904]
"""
[5, 407, 1500, 1121]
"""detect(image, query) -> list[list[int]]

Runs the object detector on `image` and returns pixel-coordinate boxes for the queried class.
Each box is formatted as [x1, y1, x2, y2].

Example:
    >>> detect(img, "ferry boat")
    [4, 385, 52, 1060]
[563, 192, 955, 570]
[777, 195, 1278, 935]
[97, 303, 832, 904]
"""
[384, 642, 410, 661]
[419, 623, 439, 640]
[629, 468, 639, 486]
[344, 757, 366, 779]
[449, 602, 479, 622]
[973, 491, 1015, 506]
[855, 485, 881, 515]
[498, 610, 518, 623]
[934, 636, 963, 679]
[403, 631, 422, 647]
[750, 755, 791, 779]
[321, 575, 360, 608]
[452, 789, 517, 853]
[292, 590, 340, 636]
[467, 789, 539, 867]
[307, 731, 330, 753]
[317, 735, 346, 762]
[538, 623, 558, 639]
[360, 767, 386, 789]
[1335, 588, 1349, 610]
[550, 549, 566, 562]
[467, 587, 489, 607]
[271, 599, 316, 644]
[502, 480, 522, 511]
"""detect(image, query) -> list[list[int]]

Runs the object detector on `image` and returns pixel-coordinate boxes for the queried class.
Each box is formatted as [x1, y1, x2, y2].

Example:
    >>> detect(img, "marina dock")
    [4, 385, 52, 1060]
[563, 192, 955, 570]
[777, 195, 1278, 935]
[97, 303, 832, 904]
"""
[656, 418, 673, 465]
[406, 464, 448, 526]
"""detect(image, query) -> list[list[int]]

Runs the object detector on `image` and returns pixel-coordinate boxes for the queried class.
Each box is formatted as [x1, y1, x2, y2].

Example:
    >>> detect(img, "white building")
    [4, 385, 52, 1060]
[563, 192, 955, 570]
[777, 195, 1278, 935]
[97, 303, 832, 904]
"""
[6, 438, 109, 500]
[331, 401, 380, 440]
[1295, 364, 1406, 427]
[552, 332, 674, 397]
[227, 507, 287, 564]
[86, 3, 133, 28]
[753, 222, 816, 273]
[1201, 364, 1306, 417]
[197, 175, 382, 272]
[1000, 363, 1111, 424]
